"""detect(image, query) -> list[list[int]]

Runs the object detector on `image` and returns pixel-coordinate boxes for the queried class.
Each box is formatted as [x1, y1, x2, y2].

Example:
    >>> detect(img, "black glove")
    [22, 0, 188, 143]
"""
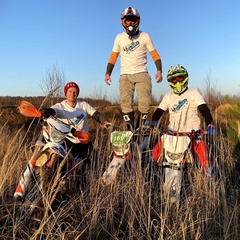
[41, 108, 56, 118]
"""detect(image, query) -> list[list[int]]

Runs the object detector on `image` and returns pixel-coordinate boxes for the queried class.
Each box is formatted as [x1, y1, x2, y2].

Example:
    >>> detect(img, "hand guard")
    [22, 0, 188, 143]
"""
[207, 125, 217, 136]
[150, 121, 158, 128]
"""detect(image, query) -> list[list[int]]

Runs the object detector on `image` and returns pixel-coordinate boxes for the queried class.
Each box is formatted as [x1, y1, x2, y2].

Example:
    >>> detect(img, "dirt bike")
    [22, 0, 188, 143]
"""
[151, 129, 213, 204]
[101, 124, 144, 186]
[14, 100, 91, 226]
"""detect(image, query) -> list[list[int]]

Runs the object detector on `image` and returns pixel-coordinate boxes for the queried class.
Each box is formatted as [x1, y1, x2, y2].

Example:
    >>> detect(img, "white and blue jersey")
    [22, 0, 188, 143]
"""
[51, 100, 96, 133]
[158, 88, 205, 132]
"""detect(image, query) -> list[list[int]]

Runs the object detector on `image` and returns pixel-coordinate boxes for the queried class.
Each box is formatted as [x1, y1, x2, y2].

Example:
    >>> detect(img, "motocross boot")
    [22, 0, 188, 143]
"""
[135, 110, 149, 130]
[134, 110, 149, 145]
[122, 111, 134, 131]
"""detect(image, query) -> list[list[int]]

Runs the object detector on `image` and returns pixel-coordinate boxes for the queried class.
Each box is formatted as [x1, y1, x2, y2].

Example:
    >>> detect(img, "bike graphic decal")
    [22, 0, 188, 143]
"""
[74, 114, 84, 124]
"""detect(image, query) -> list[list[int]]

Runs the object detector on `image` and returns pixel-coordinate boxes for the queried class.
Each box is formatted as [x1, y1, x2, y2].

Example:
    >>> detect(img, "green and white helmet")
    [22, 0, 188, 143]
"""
[167, 64, 188, 94]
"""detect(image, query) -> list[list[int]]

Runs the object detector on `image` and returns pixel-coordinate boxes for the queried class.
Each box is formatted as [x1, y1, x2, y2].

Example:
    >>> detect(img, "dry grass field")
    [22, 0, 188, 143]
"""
[1, 102, 240, 240]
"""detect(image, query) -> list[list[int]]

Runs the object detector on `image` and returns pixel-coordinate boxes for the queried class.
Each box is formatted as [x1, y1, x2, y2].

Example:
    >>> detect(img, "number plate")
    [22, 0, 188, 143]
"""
[111, 131, 133, 145]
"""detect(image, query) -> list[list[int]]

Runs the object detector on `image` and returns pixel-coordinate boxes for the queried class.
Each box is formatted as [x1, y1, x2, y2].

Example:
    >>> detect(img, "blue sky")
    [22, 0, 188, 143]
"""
[0, 0, 239, 101]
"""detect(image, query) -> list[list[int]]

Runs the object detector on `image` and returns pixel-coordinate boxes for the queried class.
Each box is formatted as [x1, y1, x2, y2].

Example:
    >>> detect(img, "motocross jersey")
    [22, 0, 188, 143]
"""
[112, 31, 156, 75]
[51, 100, 96, 132]
[158, 88, 205, 132]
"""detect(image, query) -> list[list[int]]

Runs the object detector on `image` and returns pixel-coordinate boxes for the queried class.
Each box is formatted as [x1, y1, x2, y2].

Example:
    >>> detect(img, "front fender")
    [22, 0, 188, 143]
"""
[42, 142, 67, 157]
[162, 134, 191, 165]
[35, 142, 67, 167]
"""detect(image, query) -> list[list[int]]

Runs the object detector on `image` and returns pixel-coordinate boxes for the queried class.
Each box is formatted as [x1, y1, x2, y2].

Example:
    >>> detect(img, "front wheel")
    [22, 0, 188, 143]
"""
[123, 141, 142, 181]
[14, 171, 43, 228]
[14, 153, 56, 228]
[163, 166, 183, 204]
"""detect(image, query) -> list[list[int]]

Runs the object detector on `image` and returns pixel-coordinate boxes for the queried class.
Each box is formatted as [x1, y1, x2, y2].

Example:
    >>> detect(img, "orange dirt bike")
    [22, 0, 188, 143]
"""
[14, 101, 91, 225]
[151, 129, 214, 204]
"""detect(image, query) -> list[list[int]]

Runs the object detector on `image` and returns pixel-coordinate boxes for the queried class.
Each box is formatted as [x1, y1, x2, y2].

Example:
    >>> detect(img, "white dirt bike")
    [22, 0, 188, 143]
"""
[14, 101, 91, 225]
[151, 129, 211, 204]
[101, 125, 143, 186]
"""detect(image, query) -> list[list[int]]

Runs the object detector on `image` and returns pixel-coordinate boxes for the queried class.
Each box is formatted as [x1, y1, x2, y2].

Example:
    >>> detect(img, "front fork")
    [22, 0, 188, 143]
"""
[164, 166, 183, 203]
[101, 153, 126, 186]
[163, 149, 193, 204]
[14, 132, 44, 198]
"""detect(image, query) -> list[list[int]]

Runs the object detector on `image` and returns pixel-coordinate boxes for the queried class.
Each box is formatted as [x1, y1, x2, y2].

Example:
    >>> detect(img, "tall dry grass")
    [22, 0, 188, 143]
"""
[0, 118, 240, 240]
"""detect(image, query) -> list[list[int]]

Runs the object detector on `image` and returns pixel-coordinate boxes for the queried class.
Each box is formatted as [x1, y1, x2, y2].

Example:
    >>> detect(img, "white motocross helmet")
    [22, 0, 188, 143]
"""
[121, 7, 140, 39]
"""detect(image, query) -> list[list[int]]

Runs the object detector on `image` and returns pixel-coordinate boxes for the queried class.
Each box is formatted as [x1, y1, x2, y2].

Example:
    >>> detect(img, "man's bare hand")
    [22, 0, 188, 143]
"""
[104, 74, 112, 86]
[156, 71, 163, 83]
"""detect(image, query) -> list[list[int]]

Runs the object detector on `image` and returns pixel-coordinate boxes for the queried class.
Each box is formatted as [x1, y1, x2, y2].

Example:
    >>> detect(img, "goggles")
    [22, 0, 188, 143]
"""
[171, 76, 184, 83]
[123, 17, 139, 26]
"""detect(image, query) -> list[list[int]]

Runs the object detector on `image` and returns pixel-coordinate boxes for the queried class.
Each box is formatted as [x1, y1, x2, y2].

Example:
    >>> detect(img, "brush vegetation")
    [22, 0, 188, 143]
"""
[1, 95, 240, 240]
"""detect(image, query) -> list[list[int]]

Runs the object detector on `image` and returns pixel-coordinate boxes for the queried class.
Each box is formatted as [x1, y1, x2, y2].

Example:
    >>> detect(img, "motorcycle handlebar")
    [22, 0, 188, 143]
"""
[150, 128, 207, 139]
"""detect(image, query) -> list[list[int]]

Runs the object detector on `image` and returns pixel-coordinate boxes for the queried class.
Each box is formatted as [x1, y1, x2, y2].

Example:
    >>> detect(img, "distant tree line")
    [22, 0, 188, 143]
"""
[0, 96, 112, 108]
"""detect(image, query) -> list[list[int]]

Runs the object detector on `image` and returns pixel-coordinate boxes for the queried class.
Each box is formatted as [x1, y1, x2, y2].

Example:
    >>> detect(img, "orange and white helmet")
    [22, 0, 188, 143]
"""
[121, 7, 140, 38]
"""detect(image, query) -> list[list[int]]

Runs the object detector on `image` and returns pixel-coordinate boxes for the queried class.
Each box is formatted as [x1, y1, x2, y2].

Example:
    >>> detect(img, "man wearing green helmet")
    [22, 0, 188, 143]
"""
[167, 64, 189, 95]
[151, 64, 216, 172]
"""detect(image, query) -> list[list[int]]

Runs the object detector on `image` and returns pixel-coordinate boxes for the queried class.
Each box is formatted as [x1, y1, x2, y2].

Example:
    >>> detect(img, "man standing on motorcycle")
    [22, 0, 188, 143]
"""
[150, 64, 216, 172]
[42, 81, 111, 163]
[104, 7, 163, 130]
